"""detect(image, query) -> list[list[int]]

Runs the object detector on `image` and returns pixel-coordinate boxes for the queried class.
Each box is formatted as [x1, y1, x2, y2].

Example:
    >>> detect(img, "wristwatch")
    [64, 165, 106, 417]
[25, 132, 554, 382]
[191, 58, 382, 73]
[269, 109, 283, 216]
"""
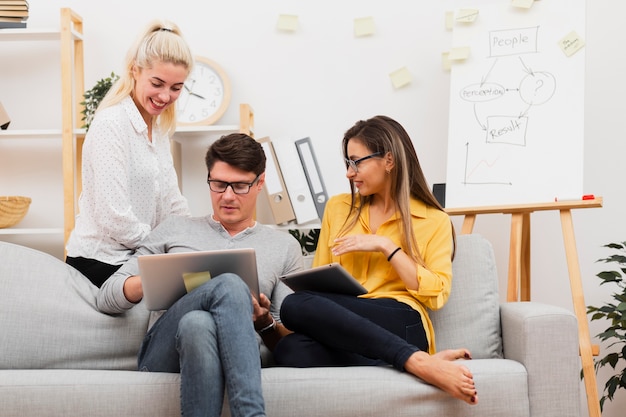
[258, 317, 277, 335]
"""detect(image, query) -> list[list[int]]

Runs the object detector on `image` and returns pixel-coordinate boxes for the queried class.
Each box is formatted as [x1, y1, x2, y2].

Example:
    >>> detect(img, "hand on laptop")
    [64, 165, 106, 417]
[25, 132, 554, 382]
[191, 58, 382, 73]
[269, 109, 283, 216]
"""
[123, 275, 144, 303]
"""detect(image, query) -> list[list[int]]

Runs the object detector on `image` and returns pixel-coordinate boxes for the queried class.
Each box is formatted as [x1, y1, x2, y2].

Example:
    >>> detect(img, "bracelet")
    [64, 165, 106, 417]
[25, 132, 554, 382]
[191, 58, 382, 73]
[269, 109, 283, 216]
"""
[387, 247, 402, 262]
[257, 317, 277, 335]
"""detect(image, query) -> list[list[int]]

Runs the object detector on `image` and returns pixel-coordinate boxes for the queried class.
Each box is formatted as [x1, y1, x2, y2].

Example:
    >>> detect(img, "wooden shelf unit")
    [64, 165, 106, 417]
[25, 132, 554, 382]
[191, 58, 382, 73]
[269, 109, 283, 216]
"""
[0, 8, 84, 244]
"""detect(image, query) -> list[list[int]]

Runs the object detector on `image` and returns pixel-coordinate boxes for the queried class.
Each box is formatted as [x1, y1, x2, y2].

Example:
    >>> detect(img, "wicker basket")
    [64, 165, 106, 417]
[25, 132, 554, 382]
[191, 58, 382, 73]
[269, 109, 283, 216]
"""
[0, 196, 32, 228]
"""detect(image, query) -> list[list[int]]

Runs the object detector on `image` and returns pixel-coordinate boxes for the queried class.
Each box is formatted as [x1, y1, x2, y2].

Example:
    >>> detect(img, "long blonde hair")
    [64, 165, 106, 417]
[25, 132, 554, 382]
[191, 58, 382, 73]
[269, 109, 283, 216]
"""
[339, 115, 456, 262]
[98, 19, 194, 136]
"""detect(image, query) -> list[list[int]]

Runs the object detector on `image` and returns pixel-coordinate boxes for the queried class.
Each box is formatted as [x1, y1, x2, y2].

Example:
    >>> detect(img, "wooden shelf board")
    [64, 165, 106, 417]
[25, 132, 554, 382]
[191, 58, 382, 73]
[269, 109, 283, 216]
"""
[0, 28, 83, 42]
[0, 228, 64, 235]
[0, 129, 85, 139]
[174, 125, 241, 133]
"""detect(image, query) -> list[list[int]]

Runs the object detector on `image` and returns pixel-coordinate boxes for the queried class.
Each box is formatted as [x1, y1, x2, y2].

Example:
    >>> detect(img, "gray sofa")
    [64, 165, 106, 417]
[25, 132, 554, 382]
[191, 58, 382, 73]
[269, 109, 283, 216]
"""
[0, 234, 580, 417]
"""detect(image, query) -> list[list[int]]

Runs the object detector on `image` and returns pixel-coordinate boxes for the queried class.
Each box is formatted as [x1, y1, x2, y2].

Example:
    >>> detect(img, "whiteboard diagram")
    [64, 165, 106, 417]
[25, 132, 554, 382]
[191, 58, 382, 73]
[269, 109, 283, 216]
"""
[445, 1, 585, 208]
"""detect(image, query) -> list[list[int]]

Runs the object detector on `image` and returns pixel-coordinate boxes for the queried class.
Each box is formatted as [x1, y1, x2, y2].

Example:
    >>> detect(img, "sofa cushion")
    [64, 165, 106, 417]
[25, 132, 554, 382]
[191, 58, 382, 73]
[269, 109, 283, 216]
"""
[0, 242, 150, 370]
[430, 234, 503, 359]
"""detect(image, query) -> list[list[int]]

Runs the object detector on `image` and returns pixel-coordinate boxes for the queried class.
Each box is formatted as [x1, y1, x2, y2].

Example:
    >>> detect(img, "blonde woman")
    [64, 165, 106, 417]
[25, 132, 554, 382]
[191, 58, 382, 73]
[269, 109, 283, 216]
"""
[66, 20, 192, 286]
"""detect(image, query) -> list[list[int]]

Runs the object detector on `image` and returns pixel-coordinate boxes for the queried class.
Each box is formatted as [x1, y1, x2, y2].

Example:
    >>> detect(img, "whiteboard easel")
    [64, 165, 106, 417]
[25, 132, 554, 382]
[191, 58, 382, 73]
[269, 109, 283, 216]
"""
[446, 197, 603, 417]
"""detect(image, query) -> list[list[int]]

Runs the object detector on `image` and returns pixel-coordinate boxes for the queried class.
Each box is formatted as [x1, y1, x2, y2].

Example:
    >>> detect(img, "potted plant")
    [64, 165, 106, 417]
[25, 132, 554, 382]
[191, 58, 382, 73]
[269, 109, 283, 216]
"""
[81, 72, 119, 131]
[289, 228, 320, 269]
[587, 241, 626, 411]
[288, 228, 320, 256]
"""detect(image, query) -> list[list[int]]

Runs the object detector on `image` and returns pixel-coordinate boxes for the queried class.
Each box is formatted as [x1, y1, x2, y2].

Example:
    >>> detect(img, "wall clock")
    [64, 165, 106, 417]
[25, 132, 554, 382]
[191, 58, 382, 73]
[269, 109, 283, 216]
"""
[176, 56, 231, 126]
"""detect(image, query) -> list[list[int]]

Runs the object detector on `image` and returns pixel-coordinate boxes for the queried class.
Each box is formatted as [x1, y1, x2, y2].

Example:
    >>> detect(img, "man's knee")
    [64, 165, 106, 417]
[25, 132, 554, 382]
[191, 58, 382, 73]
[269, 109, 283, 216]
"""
[177, 310, 216, 341]
[201, 272, 250, 302]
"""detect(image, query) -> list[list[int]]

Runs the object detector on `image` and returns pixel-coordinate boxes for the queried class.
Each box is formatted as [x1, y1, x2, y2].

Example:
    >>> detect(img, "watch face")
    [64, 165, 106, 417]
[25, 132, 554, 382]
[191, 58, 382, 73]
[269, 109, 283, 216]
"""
[177, 57, 230, 125]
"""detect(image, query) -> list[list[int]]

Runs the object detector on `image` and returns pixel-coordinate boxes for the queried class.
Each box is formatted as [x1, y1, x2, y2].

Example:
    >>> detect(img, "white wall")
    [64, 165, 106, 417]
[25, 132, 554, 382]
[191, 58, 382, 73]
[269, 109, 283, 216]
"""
[1, 1, 625, 415]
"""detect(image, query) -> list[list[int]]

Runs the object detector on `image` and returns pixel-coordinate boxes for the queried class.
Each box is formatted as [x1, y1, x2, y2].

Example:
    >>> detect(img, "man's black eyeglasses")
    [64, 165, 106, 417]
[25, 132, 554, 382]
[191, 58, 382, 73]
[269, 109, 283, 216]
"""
[345, 152, 382, 173]
[207, 174, 260, 195]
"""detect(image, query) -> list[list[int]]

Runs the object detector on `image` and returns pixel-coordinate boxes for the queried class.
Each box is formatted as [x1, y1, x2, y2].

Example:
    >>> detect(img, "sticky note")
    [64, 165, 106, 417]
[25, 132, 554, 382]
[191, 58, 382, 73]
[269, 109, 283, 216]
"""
[448, 46, 471, 61]
[456, 9, 479, 23]
[354, 17, 375, 37]
[512, 0, 534, 9]
[183, 270, 212, 293]
[277, 14, 299, 32]
[389, 67, 412, 89]
[558, 31, 585, 57]
[442, 52, 451, 71]
[445, 11, 454, 31]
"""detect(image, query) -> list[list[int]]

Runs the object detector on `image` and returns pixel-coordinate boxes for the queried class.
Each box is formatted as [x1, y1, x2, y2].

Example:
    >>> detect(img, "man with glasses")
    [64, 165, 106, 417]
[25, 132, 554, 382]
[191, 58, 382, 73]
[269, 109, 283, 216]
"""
[95, 133, 303, 417]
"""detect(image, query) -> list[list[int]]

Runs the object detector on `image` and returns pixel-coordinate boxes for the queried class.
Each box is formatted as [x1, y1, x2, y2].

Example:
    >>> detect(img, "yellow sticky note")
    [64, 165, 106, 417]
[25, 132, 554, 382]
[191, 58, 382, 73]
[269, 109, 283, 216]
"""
[445, 11, 454, 31]
[183, 270, 212, 293]
[389, 67, 412, 89]
[448, 46, 471, 61]
[558, 31, 585, 57]
[456, 9, 479, 23]
[354, 17, 375, 37]
[442, 52, 451, 71]
[277, 14, 299, 32]
[512, 0, 534, 9]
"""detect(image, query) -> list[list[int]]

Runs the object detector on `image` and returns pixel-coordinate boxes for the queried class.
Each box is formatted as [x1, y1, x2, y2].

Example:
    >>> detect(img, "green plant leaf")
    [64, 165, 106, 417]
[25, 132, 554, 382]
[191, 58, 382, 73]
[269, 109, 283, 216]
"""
[587, 242, 626, 407]
[81, 72, 119, 130]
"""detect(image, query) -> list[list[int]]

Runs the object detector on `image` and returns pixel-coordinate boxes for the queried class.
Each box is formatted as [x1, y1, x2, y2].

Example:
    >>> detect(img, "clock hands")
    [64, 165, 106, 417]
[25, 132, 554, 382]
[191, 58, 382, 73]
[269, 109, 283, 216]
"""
[183, 80, 206, 100]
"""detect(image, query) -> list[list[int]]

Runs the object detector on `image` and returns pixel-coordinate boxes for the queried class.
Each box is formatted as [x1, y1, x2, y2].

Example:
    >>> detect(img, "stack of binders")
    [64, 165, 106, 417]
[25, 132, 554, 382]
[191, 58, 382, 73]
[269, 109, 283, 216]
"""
[0, 0, 28, 29]
[269, 136, 328, 226]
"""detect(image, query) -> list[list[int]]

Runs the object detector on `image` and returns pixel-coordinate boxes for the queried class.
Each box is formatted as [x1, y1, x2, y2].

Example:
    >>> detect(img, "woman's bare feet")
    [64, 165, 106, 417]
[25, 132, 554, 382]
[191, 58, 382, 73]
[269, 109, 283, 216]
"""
[404, 349, 477, 405]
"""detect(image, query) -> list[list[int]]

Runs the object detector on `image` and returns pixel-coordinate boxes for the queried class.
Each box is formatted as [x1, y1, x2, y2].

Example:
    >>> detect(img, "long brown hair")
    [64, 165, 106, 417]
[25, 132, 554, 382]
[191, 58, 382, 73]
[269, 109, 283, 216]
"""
[339, 115, 455, 262]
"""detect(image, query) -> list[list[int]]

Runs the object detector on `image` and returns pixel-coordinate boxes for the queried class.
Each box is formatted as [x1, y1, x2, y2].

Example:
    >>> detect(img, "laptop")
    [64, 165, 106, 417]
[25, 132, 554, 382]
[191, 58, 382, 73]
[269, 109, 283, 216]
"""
[280, 263, 367, 296]
[138, 248, 259, 310]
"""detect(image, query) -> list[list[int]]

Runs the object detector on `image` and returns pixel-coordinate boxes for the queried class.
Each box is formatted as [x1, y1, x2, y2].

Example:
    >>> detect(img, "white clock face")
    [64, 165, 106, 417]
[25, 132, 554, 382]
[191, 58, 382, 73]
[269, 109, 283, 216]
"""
[177, 58, 230, 125]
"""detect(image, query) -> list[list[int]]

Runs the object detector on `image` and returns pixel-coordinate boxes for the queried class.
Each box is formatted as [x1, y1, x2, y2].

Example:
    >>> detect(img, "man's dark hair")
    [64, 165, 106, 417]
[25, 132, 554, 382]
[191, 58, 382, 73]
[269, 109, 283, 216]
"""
[205, 133, 266, 177]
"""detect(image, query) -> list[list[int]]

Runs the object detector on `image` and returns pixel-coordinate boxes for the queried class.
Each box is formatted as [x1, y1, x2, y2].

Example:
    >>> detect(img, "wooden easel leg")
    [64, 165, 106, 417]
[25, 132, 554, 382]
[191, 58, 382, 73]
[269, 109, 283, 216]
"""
[520, 213, 531, 301]
[559, 209, 601, 417]
[507, 213, 524, 302]
[461, 214, 476, 235]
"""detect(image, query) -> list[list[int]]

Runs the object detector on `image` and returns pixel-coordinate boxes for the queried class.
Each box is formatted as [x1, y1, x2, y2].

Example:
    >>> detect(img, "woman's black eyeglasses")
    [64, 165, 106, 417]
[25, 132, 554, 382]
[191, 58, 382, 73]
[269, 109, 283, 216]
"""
[345, 152, 382, 173]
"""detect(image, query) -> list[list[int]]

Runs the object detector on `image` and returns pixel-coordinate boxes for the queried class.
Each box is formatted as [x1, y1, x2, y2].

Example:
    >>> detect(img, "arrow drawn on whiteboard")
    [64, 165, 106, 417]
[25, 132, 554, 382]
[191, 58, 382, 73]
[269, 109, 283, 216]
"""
[480, 58, 498, 86]
[473, 104, 487, 130]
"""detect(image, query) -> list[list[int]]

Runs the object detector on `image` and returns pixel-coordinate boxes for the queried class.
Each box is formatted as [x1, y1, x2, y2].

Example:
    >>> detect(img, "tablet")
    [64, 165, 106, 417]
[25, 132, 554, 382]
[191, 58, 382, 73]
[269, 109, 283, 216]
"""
[280, 263, 367, 296]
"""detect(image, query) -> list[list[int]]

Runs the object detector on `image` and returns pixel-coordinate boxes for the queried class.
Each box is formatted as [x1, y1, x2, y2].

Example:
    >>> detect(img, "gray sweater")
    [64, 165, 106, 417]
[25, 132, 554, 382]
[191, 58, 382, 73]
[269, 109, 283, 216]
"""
[96, 215, 303, 324]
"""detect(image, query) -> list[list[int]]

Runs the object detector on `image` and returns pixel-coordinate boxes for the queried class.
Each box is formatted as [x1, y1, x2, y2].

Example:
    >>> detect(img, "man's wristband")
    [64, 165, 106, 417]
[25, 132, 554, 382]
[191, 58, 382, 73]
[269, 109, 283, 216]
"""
[387, 247, 402, 261]
[258, 317, 277, 335]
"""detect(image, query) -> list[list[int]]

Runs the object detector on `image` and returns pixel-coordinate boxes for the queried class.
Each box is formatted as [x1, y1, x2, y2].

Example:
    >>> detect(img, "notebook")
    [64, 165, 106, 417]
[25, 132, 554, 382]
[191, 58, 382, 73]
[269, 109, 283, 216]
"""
[280, 263, 367, 296]
[138, 248, 259, 310]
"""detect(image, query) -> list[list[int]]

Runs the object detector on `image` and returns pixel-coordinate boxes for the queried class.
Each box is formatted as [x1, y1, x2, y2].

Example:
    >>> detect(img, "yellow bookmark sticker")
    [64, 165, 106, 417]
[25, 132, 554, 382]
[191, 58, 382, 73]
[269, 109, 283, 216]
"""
[183, 271, 212, 293]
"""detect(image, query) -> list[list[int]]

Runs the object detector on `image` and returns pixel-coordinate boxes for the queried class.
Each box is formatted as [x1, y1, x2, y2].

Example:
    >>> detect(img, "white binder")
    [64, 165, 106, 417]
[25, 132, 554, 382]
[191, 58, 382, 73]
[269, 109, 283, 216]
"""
[295, 137, 328, 220]
[272, 138, 320, 224]
[258, 137, 296, 225]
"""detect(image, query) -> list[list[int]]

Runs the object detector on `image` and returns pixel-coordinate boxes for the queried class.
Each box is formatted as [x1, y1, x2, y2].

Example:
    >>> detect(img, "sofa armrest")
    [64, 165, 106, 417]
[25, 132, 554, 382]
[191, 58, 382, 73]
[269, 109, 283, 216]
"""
[500, 302, 580, 417]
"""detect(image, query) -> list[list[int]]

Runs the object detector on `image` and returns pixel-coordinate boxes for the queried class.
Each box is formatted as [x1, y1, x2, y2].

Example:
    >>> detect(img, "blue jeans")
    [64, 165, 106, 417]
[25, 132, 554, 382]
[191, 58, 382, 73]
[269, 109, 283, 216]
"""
[274, 291, 427, 371]
[137, 273, 265, 417]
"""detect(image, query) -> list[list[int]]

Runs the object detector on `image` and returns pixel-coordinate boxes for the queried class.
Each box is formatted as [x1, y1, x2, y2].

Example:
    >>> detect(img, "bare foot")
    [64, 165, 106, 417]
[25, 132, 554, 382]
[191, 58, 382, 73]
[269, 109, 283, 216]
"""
[404, 349, 477, 405]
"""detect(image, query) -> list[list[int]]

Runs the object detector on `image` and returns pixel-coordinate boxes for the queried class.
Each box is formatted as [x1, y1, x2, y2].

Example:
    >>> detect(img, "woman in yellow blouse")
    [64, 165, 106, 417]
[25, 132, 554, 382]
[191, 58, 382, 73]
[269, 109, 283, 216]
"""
[261, 115, 477, 405]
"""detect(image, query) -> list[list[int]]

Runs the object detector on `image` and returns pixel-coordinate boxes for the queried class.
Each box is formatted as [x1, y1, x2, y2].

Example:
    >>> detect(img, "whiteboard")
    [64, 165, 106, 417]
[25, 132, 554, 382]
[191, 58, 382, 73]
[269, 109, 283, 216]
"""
[445, 0, 586, 208]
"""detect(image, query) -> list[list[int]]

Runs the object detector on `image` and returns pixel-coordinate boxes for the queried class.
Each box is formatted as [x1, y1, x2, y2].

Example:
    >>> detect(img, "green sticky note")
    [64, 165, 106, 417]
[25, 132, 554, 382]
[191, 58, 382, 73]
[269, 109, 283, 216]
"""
[183, 270, 212, 293]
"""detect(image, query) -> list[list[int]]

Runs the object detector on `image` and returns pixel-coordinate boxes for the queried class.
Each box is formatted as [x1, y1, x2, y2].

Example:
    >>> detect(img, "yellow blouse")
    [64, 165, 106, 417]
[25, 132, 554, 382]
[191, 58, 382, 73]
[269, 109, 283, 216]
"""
[312, 194, 453, 354]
